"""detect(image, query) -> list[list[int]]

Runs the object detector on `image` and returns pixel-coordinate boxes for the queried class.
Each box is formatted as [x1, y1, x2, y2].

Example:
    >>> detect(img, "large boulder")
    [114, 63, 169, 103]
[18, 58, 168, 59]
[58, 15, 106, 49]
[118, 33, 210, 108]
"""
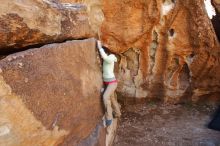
[0, 38, 105, 146]
[60, 0, 220, 103]
[100, 0, 220, 103]
[0, 0, 95, 53]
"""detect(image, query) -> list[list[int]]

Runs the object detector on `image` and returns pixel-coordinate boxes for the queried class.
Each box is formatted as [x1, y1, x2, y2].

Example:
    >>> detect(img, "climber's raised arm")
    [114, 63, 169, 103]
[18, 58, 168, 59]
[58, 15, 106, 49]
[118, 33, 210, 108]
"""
[97, 40, 108, 60]
[97, 40, 117, 63]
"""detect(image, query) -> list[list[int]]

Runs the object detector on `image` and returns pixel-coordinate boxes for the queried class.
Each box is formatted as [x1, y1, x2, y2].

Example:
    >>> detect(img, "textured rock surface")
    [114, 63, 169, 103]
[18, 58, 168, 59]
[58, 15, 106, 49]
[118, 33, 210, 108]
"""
[62, 0, 220, 103]
[60, 0, 104, 34]
[0, 38, 105, 146]
[100, 0, 219, 103]
[0, 0, 95, 53]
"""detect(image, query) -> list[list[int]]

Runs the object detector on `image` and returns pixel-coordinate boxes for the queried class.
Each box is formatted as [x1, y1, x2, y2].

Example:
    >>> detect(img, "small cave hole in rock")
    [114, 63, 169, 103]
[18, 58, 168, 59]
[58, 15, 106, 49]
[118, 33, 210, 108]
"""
[189, 52, 195, 58]
[169, 28, 175, 37]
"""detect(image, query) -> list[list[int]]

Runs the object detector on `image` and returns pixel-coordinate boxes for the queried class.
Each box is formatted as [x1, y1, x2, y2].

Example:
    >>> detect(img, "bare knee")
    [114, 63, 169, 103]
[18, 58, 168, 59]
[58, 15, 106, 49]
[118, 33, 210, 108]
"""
[103, 94, 110, 105]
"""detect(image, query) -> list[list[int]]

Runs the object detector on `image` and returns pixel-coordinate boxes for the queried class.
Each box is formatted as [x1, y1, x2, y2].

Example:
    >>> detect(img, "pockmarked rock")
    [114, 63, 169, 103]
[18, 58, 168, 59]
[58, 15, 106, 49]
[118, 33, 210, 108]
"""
[0, 38, 105, 146]
[0, 0, 95, 53]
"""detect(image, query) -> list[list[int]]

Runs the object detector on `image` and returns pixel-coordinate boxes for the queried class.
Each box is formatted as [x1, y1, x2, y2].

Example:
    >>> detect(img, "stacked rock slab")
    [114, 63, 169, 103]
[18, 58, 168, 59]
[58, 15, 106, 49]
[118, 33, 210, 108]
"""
[0, 38, 105, 146]
[0, 0, 94, 53]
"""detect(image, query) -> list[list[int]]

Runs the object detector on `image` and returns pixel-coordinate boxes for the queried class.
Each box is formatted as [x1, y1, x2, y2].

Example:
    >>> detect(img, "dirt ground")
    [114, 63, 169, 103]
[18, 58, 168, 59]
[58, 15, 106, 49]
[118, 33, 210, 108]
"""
[113, 102, 220, 146]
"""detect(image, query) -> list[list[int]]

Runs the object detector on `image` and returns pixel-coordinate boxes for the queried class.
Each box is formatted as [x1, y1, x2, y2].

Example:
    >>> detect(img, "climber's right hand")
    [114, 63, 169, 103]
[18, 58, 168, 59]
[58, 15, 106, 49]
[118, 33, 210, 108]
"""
[97, 40, 102, 49]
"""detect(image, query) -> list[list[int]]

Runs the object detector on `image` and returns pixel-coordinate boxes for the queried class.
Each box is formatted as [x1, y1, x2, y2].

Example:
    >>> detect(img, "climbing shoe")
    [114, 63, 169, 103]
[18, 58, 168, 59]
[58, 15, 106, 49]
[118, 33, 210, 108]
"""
[105, 119, 112, 127]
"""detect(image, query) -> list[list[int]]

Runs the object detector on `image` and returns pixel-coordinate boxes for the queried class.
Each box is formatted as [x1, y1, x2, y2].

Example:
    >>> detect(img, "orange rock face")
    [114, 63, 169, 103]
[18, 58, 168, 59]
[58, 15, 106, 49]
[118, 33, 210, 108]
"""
[108, 0, 220, 102]
[62, 0, 220, 103]
[102, 0, 220, 103]
[0, 39, 105, 145]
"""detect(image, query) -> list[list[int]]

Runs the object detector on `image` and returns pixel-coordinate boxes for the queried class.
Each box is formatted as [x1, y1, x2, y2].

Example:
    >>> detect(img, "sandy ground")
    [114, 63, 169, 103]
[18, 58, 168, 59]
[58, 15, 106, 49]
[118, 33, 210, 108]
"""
[113, 103, 220, 146]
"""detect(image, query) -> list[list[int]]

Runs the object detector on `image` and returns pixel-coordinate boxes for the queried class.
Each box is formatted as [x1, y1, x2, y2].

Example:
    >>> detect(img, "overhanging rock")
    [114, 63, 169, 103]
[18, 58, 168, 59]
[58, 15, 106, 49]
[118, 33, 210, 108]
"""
[0, 0, 95, 53]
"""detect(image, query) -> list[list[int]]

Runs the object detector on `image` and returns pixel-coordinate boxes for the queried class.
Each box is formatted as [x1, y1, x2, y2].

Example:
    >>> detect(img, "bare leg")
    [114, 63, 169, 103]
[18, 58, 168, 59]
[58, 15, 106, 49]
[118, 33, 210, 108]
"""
[111, 92, 121, 117]
[103, 83, 117, 120]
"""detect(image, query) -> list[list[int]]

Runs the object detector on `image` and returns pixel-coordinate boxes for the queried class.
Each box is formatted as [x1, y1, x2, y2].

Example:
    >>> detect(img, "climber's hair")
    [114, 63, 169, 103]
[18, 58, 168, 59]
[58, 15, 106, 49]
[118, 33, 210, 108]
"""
[102, 46, 114, 55]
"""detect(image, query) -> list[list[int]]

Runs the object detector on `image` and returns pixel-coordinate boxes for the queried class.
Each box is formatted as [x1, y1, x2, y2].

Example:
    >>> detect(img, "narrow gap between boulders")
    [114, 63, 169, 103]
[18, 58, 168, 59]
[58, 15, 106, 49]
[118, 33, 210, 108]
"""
[0, 37, 91, 59]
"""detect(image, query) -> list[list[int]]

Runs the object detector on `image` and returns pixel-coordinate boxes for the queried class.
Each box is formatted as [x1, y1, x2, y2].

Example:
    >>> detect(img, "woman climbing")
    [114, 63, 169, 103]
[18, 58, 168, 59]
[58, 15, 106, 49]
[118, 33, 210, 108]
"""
[97, 40, 121, 127]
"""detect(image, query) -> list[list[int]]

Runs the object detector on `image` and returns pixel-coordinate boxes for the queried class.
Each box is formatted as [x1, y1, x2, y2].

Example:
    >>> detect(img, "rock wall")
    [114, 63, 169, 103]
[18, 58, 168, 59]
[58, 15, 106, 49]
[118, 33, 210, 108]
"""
[0, 38, 105, 145]
[101, 0, 220, 103]
[0, 0, 123, 145]
[0, 0, 94, 53]
[61, 0, 220, 104]
[1, 0, 220, 145]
